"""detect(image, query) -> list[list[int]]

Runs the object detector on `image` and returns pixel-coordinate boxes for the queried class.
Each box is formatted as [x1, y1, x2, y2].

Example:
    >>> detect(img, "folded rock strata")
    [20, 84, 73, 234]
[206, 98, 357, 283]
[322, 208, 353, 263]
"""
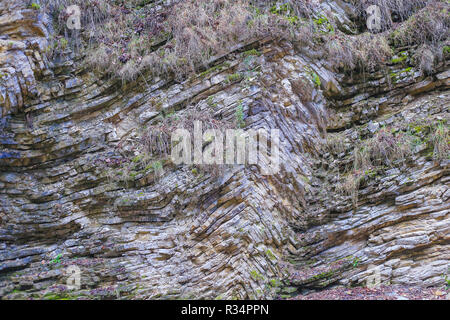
[0, 0, 448, 299]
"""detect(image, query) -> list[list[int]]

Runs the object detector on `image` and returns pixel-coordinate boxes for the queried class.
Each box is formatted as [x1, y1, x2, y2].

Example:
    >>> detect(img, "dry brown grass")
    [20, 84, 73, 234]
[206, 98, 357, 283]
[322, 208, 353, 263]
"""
[389, 1, 449, 74]
[139, 107, 237, 179]
[129, 0, 313, 80]
[335, 126, 416, 206]
[354, 127, 415, 172]
[140, 108, 234, 158]
[100, 106, 235, 183]
[325, 132, 347, 155]
[290, 76, 315, 104]
[325, 0, 448, 73]
[42, 0, 315, 81]
[325, 32, 392, 72]
[41, 0, 448, 82]
[351, 0, 429, 30]
[430, 121, 450, 161]
[335, 119, 449, 205]
[337, 172, 360, 207]
[42, 0, 113, 34]
[413, 44, 438, 75]
[390, 1, 449, 47]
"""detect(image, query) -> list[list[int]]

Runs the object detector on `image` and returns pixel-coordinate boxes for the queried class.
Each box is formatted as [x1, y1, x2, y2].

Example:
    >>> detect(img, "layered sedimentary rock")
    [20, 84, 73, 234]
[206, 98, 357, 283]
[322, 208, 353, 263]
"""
[0, 0, 448, 299]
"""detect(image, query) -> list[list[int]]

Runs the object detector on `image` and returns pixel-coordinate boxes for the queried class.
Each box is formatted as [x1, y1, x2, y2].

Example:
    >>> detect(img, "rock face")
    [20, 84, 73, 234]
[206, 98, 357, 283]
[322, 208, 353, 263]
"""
[0, 0, 448, 299]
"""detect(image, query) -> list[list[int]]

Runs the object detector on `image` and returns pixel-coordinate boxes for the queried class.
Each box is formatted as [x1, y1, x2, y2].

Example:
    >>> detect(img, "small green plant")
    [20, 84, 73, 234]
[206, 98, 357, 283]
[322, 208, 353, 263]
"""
[235, 102, 245, 128]
[243, 48, 261, 57]
[265, 249, 277, 261]
[390, 51, 408, 64]
[152, 161, 163, 172]
[132, 155, 143, 163]
[31, 2, 41, 10]
[270, 3, 290, 15]
[59, 37, 68, 50]
[269, 2, 299, 25]
[226, 73, 242, 84]
[250, 270, 264, 281]
[129, 171, 138, 179]
[198, 62, 230, 78]
[352, 257, 359, 268]
[50, 254, 62, 264]
[286, 15, 300, 25]
[311, 72, 321, 88]
[206, 96, 217, 108]
[313, 14, 334, 33]
[304, 66, 321, 88]
[269, 279, 281, 287]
